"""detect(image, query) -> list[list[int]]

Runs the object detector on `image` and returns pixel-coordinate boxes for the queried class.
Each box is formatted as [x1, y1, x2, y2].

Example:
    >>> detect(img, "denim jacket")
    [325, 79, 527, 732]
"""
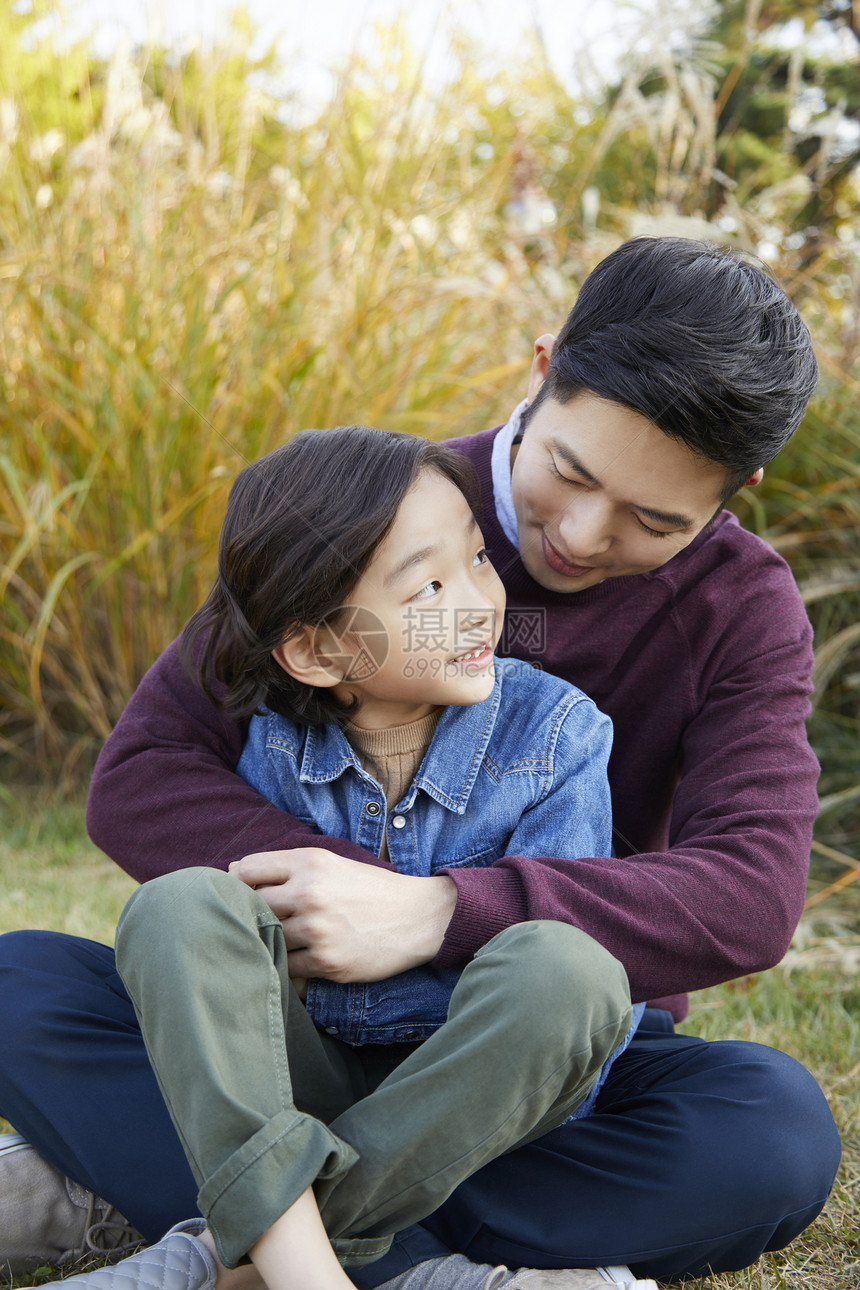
[238, 656, 643, 1116]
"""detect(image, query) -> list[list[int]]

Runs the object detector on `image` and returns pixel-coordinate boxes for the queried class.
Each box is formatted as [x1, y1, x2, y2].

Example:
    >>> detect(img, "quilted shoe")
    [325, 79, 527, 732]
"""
[19, 1219, 215, 1290]
[483, 1265, 659, 1290]
[0, 1132, 144, 1276]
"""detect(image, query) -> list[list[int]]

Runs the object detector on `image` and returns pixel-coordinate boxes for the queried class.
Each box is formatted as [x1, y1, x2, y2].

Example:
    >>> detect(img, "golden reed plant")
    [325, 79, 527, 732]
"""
[0, 38, 559, 767]
[0, 19, 857, 892]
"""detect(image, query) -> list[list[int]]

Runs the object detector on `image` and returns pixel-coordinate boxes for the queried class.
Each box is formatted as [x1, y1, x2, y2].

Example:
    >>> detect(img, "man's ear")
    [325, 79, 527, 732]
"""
[272, 625, 344, 689]
[527, 333, 554, 403]
[745, 468, 764, 487]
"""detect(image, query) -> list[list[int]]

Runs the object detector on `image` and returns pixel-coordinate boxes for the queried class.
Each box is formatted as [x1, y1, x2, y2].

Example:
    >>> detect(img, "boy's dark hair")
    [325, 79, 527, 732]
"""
[521, 237, 818, 499]
[182, 426, 477, 726]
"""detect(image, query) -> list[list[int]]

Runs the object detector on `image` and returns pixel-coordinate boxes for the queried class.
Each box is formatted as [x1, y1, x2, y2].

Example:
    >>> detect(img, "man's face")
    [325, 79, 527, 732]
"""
[510, 387, 731, 594]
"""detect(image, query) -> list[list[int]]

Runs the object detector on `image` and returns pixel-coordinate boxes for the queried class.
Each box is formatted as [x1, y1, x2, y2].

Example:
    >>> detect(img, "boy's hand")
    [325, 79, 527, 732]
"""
[229, 848, 457, 982]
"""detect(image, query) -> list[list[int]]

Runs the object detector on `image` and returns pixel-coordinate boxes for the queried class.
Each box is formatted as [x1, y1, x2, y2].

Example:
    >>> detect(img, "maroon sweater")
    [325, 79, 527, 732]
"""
[87, 428, 819, 1019]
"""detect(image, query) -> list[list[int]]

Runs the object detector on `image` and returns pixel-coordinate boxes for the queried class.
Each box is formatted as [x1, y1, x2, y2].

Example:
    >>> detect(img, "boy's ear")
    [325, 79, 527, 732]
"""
[745, 468, 764, 487]
[527, 333, 555, 402]
[272, 625, 344, 689]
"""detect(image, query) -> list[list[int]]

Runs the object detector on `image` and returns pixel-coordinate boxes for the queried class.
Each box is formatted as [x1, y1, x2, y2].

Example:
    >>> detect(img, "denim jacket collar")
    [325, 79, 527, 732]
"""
[297, 669, 505, 815]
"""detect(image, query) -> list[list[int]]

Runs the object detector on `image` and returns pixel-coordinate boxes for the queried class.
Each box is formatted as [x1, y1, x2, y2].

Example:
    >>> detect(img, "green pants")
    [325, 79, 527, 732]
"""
[115, 868, 632, 1270]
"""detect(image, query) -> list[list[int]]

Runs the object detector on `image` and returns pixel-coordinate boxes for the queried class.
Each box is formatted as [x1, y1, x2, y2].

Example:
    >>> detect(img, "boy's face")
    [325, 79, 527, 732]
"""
[511, 343, 734, 594]
[323, 470, 506, 730]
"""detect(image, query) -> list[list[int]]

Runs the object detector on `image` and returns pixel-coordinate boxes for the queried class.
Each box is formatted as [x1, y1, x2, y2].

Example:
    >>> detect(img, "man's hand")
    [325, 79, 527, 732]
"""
[229, 848, 458, 982]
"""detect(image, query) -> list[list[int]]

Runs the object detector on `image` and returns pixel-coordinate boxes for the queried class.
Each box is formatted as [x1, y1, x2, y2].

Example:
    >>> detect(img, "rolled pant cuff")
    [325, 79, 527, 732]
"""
[198, 1108, 358, 1267]
[331, 1233, 395, 1269]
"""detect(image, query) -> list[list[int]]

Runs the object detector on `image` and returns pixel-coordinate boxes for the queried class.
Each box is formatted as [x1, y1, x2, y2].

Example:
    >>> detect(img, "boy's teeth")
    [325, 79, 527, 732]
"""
[455, 646, 484, 662]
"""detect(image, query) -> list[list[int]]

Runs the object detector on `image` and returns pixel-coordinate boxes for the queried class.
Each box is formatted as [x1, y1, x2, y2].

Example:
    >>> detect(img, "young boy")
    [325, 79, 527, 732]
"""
[24, 428, 649, 1290]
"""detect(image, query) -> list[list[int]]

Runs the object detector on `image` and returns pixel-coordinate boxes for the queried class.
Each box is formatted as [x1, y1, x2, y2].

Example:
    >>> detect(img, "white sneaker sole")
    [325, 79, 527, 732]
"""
[600, 1269, 658, 1289]
[0, 1132, 31, 1154]
[598, 1264, 660, 1284]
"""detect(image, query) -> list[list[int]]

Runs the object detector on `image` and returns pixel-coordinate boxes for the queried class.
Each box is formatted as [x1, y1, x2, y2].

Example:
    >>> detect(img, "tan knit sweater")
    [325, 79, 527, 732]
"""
[345, 709, 442, 861]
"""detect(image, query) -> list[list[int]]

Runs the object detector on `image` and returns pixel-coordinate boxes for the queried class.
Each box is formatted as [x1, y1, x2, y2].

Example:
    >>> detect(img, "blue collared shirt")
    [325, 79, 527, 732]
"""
[238, 656, 643, 1117]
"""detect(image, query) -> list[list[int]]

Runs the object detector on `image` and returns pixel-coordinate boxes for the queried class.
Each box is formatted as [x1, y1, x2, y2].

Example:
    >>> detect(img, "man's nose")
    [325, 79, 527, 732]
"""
[558, 493, 613, 555]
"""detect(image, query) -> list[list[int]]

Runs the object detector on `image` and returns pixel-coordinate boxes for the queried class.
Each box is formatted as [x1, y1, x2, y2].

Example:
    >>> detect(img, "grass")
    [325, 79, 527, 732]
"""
[0, 788, 135, 940]
[0, 790, 858, 1289]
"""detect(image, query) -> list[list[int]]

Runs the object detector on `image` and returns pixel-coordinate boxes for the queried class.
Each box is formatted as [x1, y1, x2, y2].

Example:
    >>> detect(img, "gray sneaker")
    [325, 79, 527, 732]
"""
[484, 1266, 659, 1290]
[0, 1133, 145, 1277]
[18, 1220, 214, 1290]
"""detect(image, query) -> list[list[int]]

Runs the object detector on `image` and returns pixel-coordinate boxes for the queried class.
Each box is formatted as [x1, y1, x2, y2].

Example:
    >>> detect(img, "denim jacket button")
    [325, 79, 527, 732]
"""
[325, 1026, 339, 1035]
[391, 815, 407, 829]
[365, 802, 381, 816]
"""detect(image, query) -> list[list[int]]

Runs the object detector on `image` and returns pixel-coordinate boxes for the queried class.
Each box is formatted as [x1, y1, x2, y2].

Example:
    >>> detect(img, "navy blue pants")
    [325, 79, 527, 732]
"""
[0, 931, 841, 1283]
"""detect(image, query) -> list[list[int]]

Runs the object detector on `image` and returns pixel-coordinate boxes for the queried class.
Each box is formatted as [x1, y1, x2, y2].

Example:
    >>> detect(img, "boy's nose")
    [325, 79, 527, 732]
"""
[459, 604, 493, 631]
[456, 599, 497, 640]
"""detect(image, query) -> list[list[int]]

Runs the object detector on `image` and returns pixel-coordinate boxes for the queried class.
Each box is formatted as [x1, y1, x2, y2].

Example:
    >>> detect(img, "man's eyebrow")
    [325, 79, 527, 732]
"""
[549, 438, 694, 529]
[550, 440, 602, 487]
[383, 514, 479, 588]
[635, 503, 695, 529]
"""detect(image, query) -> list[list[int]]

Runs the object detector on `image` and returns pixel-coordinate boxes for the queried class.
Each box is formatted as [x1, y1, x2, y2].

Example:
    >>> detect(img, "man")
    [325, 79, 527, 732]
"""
[0, 238, 841, 1286]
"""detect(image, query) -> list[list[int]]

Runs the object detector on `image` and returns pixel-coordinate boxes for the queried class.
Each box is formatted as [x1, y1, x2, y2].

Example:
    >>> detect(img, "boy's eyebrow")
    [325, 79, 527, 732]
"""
[549, 439, 695, 529]
[384, 514, 479, 587]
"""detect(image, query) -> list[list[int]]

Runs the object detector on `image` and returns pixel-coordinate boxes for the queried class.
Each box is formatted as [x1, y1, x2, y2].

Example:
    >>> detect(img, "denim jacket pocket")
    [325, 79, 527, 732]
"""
[306, 966, 461, 1045]
[436, 844, 504, 870]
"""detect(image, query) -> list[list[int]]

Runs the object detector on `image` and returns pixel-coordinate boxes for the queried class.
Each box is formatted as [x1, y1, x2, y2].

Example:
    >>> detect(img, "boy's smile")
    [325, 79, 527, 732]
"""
[510, 350, 733, 594]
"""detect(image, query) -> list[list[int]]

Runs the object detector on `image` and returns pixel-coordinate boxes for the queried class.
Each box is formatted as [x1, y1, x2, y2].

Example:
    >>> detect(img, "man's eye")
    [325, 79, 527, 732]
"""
[634, 516, 672, 539]
[412, 580, 442, 600]
[549, 459, 582, 485]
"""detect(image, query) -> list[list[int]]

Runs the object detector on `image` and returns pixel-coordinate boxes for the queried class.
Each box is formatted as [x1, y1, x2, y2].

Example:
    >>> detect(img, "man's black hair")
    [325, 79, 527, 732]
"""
[521, 237, 818, 499]
[182, 426, 477, 726]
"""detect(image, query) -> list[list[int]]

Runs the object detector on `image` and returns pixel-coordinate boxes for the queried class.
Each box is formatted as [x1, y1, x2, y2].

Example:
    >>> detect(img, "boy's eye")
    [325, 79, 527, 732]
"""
[411, 579, 442, 601]
[473, 547, 490, 567]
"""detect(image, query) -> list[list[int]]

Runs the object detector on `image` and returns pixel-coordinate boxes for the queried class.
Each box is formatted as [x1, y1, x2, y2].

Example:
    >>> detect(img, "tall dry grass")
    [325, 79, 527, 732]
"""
[0, 16, 857, 887]
[0, 37, 559, 769]
[732, 378, 860, 891]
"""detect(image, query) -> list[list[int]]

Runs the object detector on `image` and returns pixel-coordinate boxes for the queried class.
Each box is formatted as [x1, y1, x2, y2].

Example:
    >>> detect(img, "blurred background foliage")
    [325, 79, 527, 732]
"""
[0, 0, 858, 895]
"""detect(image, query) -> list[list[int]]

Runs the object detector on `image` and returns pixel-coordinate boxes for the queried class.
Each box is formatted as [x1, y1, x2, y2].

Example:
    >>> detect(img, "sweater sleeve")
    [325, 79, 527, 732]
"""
[436, 579, 819, 1006]
[86, 638, 383, 881]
